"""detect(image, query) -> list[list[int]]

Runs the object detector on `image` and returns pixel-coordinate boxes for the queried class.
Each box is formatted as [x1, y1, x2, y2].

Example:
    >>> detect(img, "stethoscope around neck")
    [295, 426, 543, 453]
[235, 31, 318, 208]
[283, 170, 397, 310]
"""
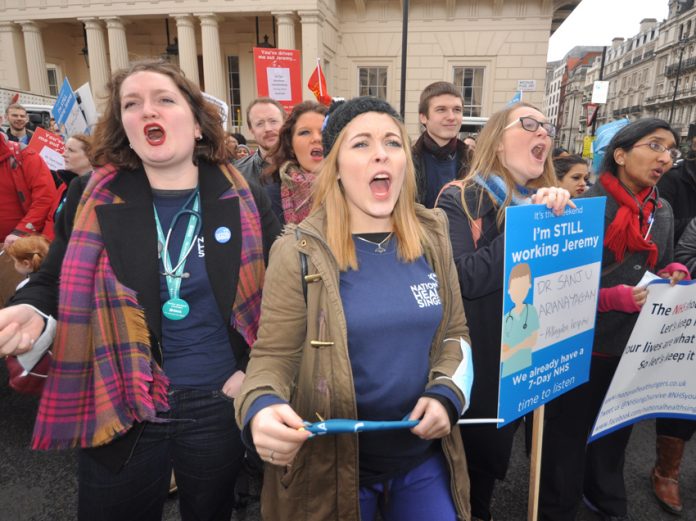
[156, 189, 202, 279]
[504, 303, 529, 333]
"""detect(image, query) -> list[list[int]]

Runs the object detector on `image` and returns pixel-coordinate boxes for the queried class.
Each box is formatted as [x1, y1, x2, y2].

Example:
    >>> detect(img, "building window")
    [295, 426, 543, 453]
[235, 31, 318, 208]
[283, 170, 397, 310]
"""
[227, 56, 242, 128]
[358, 67, 387, 99]
[453, 66, 484, 117]
[46, 65, 59, 96]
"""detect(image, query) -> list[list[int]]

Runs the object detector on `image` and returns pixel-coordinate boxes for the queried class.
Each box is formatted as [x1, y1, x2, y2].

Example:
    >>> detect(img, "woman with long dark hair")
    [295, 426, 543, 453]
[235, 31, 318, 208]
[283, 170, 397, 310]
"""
[261, 100, 327, 225]
[539, 118, 688, 521]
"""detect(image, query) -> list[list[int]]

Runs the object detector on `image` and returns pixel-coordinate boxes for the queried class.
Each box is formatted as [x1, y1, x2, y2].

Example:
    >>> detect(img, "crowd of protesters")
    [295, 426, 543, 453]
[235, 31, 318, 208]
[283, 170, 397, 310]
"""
[0, 61, 694, 521]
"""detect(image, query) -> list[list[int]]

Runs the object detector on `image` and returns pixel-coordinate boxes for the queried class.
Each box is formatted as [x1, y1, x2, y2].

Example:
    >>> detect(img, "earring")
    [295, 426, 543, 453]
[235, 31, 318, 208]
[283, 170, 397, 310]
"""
[195, 135, 203, 141]
[618, 161, 624, 165]
[128, 143, 133, 149]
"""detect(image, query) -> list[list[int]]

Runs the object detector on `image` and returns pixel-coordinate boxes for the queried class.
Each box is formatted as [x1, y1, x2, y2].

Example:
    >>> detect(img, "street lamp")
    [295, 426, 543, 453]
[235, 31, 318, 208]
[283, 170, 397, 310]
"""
[669, 37, 689, 125]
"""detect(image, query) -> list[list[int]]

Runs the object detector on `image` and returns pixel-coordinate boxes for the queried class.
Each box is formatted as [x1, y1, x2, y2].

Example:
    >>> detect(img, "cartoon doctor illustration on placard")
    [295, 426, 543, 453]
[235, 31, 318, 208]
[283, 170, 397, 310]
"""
[501, 263, 540, 378]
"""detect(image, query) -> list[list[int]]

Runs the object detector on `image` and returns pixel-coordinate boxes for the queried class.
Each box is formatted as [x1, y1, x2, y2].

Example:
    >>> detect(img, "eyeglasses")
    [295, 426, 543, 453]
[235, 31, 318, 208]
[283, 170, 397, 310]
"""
[632, 142, 681, 161]
[504, 116, 557, 138]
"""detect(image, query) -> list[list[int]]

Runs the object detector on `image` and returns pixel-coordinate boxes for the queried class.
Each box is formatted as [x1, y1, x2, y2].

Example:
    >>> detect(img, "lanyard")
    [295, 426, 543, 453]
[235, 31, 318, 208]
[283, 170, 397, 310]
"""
[153, 189, 201, 319]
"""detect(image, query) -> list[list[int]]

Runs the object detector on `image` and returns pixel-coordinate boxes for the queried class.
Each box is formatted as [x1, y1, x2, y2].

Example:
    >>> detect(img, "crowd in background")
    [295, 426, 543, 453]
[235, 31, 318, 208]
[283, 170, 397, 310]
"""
[0, 59, 695, 521]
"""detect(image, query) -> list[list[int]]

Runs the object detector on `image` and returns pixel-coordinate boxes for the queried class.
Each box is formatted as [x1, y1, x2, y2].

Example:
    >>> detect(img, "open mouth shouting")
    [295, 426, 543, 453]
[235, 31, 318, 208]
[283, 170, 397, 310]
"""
[144, 123, 166, 146]
[370, 172, 392, 200]
[531, 143, 547, 162]
[310, 146, 324, 161]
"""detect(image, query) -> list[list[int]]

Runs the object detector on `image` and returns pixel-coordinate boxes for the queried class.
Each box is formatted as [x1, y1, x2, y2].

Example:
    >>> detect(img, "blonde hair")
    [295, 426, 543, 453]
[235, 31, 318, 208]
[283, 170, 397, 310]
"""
[311, 113, 426, 271]
[457, 102, 556, 228]
[6, 235, 50, 273]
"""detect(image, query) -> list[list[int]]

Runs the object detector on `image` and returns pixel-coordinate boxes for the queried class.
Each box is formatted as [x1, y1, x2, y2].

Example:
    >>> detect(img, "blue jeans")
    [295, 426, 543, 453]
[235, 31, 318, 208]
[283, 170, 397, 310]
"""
[359, 452, 457, 521]
[78, 388, 244, 521]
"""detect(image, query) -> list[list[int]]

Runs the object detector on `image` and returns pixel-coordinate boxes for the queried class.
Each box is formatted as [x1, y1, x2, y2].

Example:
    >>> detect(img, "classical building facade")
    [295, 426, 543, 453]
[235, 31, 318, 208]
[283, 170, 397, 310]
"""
[0, 0, 578, 138]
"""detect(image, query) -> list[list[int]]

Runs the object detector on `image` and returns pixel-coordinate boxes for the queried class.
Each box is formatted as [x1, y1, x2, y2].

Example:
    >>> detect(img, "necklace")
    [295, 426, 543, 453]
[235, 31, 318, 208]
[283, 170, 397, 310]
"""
[355, 232, 393, 254]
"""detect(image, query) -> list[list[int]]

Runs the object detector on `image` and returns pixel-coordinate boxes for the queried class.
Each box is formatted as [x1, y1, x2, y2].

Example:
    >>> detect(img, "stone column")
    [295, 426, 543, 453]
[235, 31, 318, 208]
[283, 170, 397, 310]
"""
[173, 15, 199, 85]
[298, 11, 323, 99]
[79, 18, 110, 102]
[0, 23, 29, 91]
[273, 11, 296, 50]
[103, 17, 129, 72]
[17, 21, 49, 95]
[197, 14, 226, 101]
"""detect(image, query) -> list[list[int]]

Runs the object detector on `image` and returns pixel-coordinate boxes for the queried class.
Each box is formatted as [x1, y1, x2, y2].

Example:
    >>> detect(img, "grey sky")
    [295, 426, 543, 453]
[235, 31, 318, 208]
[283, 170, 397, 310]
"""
[547, 0, 670, 62]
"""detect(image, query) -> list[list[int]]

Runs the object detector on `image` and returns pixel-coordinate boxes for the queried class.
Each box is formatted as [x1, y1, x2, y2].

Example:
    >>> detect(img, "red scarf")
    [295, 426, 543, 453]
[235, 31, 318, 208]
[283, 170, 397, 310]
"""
[599, 173, 659, 268]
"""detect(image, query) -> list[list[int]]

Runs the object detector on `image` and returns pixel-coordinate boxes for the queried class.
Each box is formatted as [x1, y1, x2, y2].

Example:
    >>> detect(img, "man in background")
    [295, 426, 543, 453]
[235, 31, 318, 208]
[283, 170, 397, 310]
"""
[412, 81, 468, 208]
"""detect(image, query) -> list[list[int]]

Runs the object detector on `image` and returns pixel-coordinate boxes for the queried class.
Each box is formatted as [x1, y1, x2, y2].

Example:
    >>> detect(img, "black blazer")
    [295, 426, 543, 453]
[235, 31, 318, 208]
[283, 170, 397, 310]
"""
[13, 161, 280, 470]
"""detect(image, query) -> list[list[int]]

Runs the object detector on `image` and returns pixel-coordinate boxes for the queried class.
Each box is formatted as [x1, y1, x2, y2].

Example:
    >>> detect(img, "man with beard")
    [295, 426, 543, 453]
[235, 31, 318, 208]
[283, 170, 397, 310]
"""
[235, 98, 286, 185]
[3, 104, 34, 145]
[412, 82, 468, 208]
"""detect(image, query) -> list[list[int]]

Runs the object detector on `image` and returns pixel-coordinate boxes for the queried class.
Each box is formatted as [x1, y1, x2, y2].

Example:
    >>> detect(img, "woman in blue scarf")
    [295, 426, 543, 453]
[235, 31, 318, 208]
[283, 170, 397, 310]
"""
[437, 102, 571, 521]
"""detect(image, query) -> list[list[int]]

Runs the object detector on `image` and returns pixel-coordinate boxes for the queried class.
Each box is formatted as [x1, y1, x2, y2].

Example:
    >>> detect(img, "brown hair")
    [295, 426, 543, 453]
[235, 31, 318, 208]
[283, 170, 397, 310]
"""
[418, 81, 463, 116]
[245, 97, 286, 129]
[509, 262, 531, 283]
[263, 101, 327, 182]
[5, 103, 27, 115]
[458, 102, 556, 228]
[6, 235, 50, 273]
[311, 112, 425, 271]
[90, 59, 227, 169]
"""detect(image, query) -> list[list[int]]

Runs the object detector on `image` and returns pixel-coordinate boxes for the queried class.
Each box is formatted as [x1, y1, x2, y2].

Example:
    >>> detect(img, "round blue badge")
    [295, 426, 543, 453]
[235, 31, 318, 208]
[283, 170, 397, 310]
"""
[214, 226, 232, 244]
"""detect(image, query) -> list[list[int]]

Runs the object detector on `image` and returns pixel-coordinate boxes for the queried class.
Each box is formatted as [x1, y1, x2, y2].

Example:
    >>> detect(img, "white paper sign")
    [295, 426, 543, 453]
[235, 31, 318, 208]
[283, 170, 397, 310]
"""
[592, 81, 609, 104]
[267, 68, 292, 101]
[591, 281, 696, 441]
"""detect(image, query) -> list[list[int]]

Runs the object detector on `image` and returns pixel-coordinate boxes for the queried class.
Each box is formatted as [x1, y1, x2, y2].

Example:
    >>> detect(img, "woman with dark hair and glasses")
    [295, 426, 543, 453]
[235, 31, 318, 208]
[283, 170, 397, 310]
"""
[539, 118, 689, 521]
[436, 102, 573, 521]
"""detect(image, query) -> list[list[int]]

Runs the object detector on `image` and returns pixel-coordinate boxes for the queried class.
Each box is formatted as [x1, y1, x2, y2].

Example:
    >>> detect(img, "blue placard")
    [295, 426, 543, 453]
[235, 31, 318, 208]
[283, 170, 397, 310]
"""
[497, 197, 606, 426]
[52, 78, 76, 125]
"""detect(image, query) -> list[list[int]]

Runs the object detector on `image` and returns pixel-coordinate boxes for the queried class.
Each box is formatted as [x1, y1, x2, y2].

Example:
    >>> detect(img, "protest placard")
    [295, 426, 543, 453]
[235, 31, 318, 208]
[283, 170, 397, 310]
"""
[52, 78, 87, 136]
[27, 127, 65, 171]
[590, 280, 696, 441]
[253, 47, 303, 113]
[497, 197, 606, 426]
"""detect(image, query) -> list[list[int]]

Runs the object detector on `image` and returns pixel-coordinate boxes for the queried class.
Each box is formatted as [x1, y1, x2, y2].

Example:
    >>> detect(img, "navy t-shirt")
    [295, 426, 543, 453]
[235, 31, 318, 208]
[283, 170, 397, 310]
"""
[153, 189, 236, 390]
[340, 234, 444, 483]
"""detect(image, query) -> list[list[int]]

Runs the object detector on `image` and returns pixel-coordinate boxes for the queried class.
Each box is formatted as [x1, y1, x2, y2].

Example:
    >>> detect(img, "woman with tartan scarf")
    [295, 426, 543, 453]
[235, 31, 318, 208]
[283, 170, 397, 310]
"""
[436, 102, 573, 521]
[260, 100, 328, 226]
[538, 118, 689, 521]
[0, 60, 280, 521]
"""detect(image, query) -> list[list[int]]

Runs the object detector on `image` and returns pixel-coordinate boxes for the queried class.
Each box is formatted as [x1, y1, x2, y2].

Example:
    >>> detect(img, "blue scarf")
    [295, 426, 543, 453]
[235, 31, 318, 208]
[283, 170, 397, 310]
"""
[472, 173, 533, 207]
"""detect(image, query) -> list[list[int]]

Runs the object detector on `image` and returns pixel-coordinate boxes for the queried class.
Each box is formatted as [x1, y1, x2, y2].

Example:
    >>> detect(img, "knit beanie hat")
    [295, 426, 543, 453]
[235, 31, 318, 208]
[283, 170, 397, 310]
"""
[322, 96, 402, 155]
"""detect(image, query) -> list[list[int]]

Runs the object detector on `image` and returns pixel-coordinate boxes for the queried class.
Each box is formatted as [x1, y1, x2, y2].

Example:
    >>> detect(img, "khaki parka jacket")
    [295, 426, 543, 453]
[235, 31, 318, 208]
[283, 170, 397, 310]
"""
[236, 205, 472, 521]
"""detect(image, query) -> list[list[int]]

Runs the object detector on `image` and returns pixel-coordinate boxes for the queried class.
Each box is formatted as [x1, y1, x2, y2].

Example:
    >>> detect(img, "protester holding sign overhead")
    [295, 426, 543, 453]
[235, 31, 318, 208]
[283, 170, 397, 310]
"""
[539, 118, 689, 521]
[0, 59, 279, 521]
[236, 97, 472, 521]
[437, 101, 573, 521]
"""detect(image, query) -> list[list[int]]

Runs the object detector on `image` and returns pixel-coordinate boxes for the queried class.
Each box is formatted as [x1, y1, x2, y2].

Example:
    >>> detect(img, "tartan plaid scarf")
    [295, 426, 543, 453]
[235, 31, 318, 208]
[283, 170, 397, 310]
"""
[33, 163, 265, 450]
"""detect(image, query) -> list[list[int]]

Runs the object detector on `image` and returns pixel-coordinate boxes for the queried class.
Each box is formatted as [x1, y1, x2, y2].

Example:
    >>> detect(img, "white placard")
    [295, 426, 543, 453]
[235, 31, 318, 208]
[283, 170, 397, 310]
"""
[591, 81, 609, 104]
[267, 68, 292, 101]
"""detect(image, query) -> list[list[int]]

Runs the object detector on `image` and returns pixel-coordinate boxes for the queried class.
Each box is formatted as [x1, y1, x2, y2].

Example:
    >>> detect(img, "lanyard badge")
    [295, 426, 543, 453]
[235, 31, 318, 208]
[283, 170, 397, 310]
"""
[154, 189, 202, 321]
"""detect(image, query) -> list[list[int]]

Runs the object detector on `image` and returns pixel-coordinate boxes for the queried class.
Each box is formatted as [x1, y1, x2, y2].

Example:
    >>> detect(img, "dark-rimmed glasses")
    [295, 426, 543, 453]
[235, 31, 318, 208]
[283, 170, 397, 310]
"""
[504, 116, 557, 138]
[632, 142, 681, 161]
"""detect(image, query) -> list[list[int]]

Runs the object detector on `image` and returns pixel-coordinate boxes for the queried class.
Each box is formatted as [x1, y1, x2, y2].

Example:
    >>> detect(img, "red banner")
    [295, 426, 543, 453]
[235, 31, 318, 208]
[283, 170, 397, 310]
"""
[253, 47, 303, 113]
[308, 63, 332, 106]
